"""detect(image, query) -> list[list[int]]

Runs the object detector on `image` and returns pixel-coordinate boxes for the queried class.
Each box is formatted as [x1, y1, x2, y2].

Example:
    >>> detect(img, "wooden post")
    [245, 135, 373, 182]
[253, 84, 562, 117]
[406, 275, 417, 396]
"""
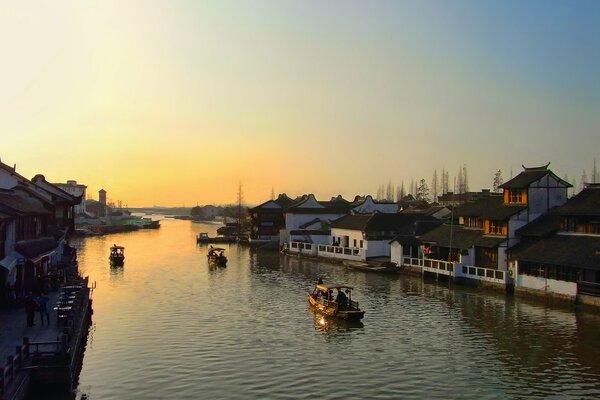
[15, 346, 22, 368]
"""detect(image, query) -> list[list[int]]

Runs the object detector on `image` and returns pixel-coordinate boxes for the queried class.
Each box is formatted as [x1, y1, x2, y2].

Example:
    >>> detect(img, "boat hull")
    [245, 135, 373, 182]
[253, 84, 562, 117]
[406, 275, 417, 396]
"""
[308, 295, 365, 321]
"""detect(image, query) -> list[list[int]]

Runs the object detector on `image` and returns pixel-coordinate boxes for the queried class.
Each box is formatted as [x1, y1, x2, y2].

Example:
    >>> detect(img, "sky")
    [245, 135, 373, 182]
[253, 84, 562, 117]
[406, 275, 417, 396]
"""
[1, 1, 599, 207]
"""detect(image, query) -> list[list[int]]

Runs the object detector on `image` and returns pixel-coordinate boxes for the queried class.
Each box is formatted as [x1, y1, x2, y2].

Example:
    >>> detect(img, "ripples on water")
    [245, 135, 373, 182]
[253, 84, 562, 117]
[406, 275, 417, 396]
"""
[36, 219, 600, 399]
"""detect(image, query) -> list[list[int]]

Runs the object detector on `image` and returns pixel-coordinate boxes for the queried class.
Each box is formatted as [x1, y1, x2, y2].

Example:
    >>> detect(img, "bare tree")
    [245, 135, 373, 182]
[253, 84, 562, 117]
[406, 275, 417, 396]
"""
[399, 181, 406, 200]
[416, 178, 430, 202]
[461, 164, 469, 193]
[580, 170, 588, 193]
[456, 167, 463, 194]
[270, 187, 275, 200]
[376, 185, 384, 200]
[385, 180, 394, 201]
[593, 158, 598, 184]
[493, 170, 503, 192]
[431, 170, 439, 203]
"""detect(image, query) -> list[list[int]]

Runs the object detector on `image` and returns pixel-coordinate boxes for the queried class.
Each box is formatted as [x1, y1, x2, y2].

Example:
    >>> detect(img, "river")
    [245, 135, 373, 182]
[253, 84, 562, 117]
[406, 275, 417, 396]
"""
[36, 218, 600, 399]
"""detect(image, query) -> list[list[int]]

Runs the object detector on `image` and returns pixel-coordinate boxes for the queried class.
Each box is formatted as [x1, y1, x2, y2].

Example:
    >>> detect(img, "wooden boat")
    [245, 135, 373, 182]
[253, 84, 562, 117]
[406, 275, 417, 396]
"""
[308, 283, 365, 321]
[109, 245, 125, 265]
[207, 247, 227, 266]
[197, 233, 236, 244]
[344, 261, 401, 274]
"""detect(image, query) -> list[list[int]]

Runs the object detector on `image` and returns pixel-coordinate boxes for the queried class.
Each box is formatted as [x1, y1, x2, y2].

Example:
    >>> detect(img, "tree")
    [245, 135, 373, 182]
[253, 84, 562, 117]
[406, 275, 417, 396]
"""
[376, 185, 383, 200]
[416, 178, 430, 202]
[431, 170, 439, 203]
[385, 180, 394, 201]
[462, 164, 469, 193]
[456, 167, 463, 194]
[493, 170, 503, 192]
[593, 158, 598, 184]
[191, 205, 202, 217]
[410, 178, 416, 196]
[270, 187, 275, 200]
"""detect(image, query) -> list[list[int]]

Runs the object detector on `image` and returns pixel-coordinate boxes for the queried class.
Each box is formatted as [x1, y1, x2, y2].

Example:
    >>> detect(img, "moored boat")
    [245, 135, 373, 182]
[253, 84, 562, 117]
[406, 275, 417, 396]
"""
[308, 283, 365, 321]
[109, 245, 125, 265]
[207, 246, 227, 266]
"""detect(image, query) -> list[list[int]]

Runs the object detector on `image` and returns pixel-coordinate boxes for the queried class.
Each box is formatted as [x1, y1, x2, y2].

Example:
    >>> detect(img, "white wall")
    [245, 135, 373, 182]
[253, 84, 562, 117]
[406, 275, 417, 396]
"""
[366, 240, 390, 258]
[330, 228, 364, 247]
[517, 274, 577, 297]
[390, 242, 402, 265]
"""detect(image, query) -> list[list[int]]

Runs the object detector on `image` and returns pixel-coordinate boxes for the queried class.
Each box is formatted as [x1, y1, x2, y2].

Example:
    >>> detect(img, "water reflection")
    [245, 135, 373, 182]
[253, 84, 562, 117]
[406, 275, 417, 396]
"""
[109, 265, 124, 281]
[35, 220, 600, 400]
[310, 309, 364, 336]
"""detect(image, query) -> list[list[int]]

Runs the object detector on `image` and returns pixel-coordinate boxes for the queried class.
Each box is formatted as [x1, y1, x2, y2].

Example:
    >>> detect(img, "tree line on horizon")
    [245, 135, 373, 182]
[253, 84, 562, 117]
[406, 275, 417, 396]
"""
[373, 158, 599, 204]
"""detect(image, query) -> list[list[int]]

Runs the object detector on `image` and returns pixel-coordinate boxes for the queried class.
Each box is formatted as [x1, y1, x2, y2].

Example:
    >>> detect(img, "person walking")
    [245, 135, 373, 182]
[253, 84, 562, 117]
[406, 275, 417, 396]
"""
[36, 293, 50, 326]
[24, 293, 38, 327]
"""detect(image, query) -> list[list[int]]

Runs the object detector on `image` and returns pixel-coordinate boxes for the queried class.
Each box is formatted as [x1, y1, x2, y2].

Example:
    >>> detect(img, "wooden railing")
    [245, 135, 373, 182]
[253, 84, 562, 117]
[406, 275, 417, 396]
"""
[0, 340, 28, 397]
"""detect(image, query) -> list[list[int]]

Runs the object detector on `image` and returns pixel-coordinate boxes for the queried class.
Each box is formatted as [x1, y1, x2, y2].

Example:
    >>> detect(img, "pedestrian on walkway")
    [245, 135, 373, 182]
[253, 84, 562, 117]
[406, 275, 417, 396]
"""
[24, 293, 38, 327]
[36, 293, 50, 326]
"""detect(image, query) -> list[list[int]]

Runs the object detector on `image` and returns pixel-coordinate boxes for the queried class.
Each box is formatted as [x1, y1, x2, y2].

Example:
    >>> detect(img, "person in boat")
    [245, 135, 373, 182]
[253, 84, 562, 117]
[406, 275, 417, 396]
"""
[336, 289, 348, 310]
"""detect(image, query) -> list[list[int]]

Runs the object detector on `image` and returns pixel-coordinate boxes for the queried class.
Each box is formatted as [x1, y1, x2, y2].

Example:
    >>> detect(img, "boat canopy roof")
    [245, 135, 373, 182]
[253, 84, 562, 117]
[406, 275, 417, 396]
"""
[111, 245, 125, 250]
[208, 247, 226, 252]
[316, 284, 353, 291]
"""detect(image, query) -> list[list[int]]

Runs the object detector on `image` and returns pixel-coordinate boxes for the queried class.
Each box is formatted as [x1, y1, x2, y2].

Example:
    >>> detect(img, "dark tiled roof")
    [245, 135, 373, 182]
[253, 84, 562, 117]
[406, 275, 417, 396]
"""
[474, 236, 507, 248]
[250, 194, 299, 211]
[500, 164, 571, 189]
[32, 175, 82, 205]
[400, 205, 448, 216]
[0, 190, 50, 215]
[456, 196, 503, 217]
[418, 224, 505, 250]
[15, 237, 58, 259]
[330, 214, 372, 230]
[551, 186, 600, 217]
[332, 214, 442, 237]
[510, 234, 600, 270]
[480, 205, 526, 220]
[455, 195, 524, 220]
[515, 214, 561, 238]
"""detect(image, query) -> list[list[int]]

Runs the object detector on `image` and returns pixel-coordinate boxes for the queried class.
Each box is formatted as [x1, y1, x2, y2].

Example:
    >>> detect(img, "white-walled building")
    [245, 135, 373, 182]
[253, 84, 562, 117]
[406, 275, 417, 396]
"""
[54, 180, 87, 215]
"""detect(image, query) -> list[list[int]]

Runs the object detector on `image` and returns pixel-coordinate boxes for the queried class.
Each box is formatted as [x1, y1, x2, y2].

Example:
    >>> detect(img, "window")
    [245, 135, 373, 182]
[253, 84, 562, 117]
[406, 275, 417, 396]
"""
[506, 189, 527, 205]
[360, 240, 363, 248]
[464, 217, 482, 228]
[353, 239, 357, 247]
[485, 220, 506, 235]
[476, 247, 497, 269]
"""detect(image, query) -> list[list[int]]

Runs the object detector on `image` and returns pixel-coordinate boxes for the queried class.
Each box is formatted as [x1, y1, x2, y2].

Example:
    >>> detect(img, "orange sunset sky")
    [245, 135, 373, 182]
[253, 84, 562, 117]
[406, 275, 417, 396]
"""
[2, 1, 599, 207]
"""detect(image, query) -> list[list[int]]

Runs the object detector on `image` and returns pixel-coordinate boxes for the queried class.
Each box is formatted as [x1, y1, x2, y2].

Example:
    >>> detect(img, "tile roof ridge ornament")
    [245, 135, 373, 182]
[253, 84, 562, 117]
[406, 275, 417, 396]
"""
[522, 162, 550, 171]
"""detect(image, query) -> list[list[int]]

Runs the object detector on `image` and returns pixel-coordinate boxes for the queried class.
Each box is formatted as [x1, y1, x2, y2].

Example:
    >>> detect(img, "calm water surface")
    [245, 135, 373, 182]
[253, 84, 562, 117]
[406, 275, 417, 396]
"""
[46, 219, 600, 399]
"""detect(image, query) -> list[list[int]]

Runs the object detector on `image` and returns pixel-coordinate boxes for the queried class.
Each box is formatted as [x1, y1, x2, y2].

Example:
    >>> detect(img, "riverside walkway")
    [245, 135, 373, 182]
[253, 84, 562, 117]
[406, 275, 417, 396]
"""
[0, 278, 92, 400]
[0, 291, 63, 364]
